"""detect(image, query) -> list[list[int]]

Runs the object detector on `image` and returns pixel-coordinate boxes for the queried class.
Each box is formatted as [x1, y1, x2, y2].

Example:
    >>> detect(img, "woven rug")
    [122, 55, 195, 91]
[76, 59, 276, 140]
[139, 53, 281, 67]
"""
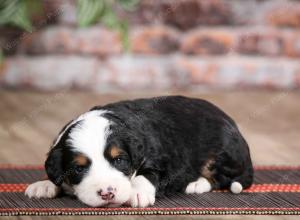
[0, 165, 299, 216]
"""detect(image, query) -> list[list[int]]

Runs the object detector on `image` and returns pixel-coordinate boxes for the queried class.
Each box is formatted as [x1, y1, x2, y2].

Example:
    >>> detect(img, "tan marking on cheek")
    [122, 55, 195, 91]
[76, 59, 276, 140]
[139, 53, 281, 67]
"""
[74, 154, 88, 166]
[201, 158, 215, 180]
[110, 145, 122, 158]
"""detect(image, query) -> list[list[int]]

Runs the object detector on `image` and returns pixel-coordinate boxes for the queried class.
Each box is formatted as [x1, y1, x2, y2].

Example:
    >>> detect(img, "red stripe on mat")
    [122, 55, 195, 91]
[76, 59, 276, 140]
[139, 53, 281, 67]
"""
[235, 184, 300, 192]
[0, 207, 300, 212]
[1, 183, 300, 193]
[0, 184, 28, 192]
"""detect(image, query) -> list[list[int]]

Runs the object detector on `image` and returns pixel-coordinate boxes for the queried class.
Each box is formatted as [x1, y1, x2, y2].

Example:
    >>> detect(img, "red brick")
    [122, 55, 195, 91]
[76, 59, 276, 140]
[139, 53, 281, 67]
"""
[237, 31, 284, 56]
[175, 56, 299, 89]
[1, 56, 300, 91]
[130, 26, 179, 54]
[0, 56, 99, 90]
[15, 26, 300, 58]
[163, 0, 232, 29]
[20, 26, 122, 56]
[176, 58, 218, 85]
[266, 2, 300, 28]
[181, 29, 234, 55]
[130, 0, 231, 29]
[283, 32, 300, 58]
[0, 61, 7, 81]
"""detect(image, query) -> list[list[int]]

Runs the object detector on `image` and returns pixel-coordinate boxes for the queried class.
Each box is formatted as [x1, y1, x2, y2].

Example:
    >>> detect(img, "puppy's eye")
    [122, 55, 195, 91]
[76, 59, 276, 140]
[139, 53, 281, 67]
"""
[114, 158, 122, 164]
[113, 157, 127, 166]
[74, 166, 85, 174]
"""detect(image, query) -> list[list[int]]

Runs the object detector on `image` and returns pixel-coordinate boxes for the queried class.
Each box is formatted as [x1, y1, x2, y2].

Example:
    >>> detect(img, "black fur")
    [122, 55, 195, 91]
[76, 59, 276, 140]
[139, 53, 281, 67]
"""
[99, 96, 253, 194]
[46, 95, 253, 196]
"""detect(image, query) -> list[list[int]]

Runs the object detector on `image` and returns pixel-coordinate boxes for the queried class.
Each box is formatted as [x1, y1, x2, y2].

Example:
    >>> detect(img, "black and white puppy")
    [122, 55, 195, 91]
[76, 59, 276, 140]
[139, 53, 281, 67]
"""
[25, 96, 253, 207]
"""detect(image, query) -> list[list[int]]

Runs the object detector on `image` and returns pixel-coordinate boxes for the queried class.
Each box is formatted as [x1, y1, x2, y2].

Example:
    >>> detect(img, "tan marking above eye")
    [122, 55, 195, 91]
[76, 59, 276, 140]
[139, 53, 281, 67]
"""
[74, 154, 88, 166]
[110, 145, 123, 158]
[201, 158, 215, 180]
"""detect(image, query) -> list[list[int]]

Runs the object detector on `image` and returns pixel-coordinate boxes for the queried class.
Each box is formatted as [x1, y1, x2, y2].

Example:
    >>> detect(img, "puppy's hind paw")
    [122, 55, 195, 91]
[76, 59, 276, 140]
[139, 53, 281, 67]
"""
[185, 177, 212, 194]
[25, 180, 59, 199]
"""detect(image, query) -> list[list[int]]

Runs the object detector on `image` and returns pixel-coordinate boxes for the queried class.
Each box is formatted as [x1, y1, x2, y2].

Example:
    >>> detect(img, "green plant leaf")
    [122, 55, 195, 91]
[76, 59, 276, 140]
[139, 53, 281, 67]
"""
[11, 0, 32, 31]
[0, 49, 3, 64]
[0, 0, 32, 31]
[101, 4, 130, 51]
[101, 4, 119, 28]
[117, 0, 139, 11]
[75, 0, 140, 50]
[76, 0, 104, 27]
[24, 0, 43, 17]
[119, 20, 129, 51]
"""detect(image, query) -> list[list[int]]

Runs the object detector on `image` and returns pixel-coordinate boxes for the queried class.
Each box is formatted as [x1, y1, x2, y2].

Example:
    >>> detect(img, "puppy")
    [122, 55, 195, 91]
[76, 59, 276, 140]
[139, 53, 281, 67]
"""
[25, 96, 253, 207]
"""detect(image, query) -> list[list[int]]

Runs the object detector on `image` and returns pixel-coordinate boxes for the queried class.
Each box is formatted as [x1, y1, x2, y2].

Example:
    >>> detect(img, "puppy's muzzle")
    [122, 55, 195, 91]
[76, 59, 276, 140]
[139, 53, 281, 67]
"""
[97, 186, 116, 200]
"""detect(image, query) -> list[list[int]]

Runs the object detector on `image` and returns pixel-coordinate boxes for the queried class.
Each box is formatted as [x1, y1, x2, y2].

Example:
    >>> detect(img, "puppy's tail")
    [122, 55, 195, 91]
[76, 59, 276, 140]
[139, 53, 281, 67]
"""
[230, 166, 254, 194]
[230, 181, 243, 194]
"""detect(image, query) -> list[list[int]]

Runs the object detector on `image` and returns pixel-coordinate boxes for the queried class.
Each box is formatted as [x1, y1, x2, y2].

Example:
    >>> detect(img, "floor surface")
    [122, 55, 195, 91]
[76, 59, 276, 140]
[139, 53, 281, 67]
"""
[0, 90, 299, 219]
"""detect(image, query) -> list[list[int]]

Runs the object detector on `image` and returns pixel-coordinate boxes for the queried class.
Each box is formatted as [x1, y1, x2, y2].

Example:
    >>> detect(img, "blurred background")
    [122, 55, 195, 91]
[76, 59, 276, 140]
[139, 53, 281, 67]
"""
[0, 0, 299, 166]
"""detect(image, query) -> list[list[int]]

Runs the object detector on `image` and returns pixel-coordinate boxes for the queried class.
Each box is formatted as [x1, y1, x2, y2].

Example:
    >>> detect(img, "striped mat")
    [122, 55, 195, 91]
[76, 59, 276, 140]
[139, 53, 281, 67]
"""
[0, 165, 299, 216]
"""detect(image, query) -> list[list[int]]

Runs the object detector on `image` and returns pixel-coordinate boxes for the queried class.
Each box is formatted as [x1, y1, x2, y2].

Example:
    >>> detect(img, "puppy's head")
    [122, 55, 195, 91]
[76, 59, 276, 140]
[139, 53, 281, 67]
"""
[45, 110, 144, 207]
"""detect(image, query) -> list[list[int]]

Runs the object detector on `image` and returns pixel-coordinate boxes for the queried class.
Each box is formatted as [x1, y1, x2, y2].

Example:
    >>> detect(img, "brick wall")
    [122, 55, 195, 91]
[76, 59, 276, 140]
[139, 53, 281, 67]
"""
[1, 0, 300, 92]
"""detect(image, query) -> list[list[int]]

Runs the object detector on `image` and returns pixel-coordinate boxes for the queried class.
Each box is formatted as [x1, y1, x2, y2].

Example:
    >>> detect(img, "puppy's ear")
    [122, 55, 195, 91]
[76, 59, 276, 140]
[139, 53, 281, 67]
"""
[46, 119, 77, 186]
[45, 147, 64, 186]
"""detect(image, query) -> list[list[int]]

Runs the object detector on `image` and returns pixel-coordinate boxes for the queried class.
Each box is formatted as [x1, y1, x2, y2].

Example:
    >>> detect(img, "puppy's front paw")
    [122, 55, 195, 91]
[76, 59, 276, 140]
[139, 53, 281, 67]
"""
[129, 175, 156, 208]
[25, 180, 59, 199]
[130, 188, 155, 208]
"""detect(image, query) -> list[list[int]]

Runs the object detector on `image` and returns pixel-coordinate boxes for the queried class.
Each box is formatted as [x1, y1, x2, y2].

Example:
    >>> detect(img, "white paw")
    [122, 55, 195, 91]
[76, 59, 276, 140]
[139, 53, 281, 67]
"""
[130, 188, 155, 208]
[230, 181, 243, 194]
[25, 180, 60, 199]
[185, 177, 212, 194]
[129, 175, 156, 208]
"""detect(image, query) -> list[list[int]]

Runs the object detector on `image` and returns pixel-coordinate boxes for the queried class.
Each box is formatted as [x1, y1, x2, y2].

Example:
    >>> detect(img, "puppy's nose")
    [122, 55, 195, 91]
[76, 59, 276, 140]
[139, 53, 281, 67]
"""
[97, 187, 115, 200]
[107, 186, 114, 192]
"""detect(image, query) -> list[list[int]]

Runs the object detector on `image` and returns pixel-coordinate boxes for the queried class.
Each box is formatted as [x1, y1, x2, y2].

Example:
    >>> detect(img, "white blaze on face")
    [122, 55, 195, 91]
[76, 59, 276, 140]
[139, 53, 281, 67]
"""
[67, 111, 131, 207]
